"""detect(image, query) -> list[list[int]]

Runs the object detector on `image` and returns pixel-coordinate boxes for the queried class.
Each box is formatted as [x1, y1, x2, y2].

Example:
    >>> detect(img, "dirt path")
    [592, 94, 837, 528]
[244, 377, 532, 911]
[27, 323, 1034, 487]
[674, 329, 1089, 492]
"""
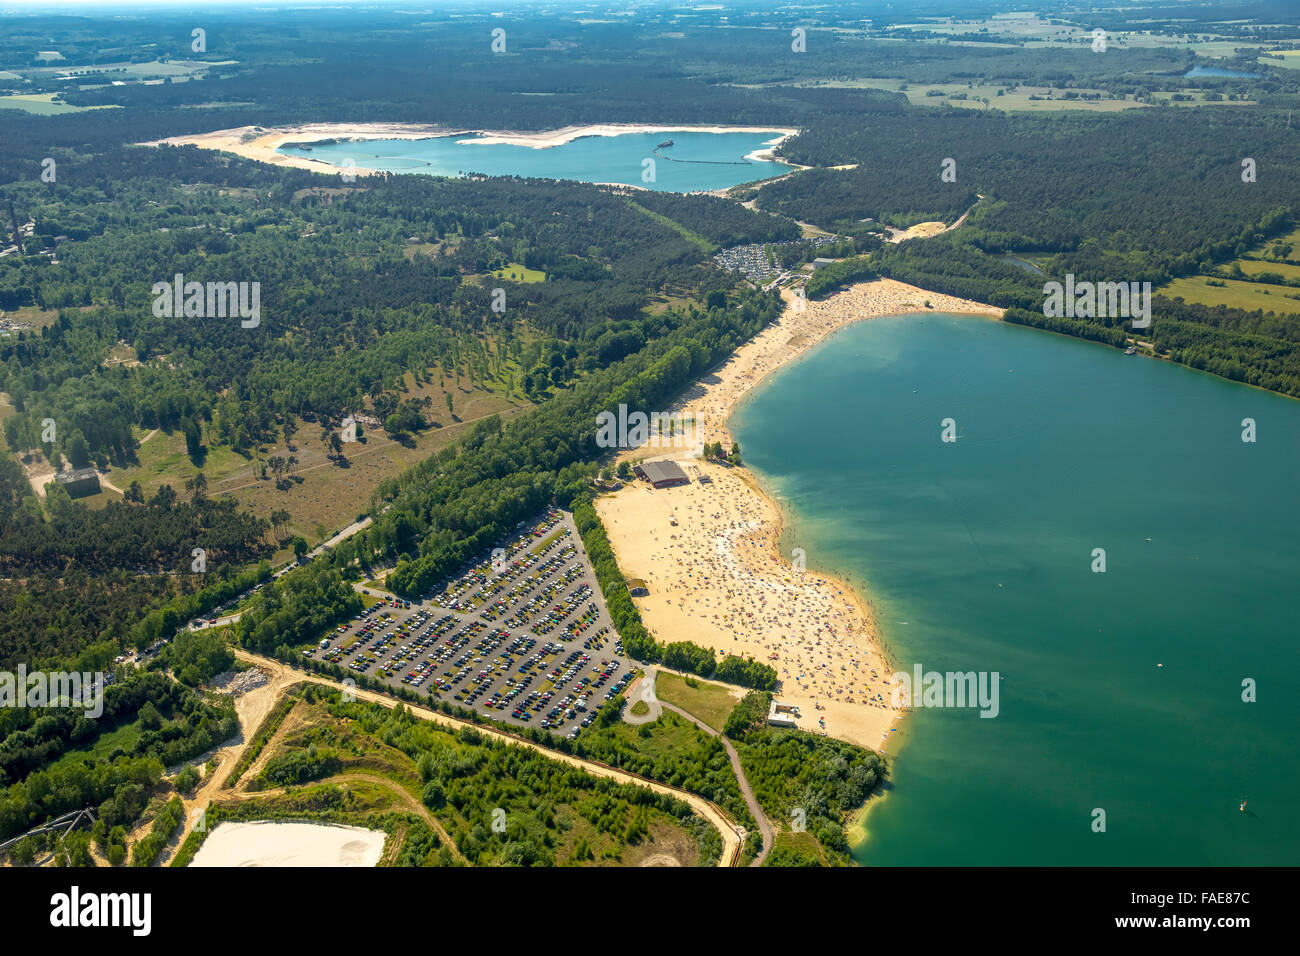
[230, 650, 743, 866]
[655, 698, 774, 866]
[156, 664, 301, 866]
[623, 669, 664, 725]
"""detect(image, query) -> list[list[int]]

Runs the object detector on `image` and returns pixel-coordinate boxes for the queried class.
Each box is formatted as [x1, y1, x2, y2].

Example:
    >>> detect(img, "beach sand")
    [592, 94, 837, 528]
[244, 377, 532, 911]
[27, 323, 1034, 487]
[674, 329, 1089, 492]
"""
[141, 122, 799, 177]
[141, 122, 459, 176]
[594, 279, 1003, 752]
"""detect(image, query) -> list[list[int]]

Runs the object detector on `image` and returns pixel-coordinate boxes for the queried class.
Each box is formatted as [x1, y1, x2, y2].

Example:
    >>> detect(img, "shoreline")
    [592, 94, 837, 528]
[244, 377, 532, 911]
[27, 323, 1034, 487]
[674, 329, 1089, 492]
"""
[594, 279, 1003, 753]
[140, 122, 800, 178]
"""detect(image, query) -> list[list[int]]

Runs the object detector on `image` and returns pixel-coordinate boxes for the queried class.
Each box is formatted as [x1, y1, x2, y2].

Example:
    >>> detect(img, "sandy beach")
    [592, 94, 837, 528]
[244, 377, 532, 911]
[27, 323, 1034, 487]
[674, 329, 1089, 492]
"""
[141, 122, 799, 177]
[594, 279, 1003, 752]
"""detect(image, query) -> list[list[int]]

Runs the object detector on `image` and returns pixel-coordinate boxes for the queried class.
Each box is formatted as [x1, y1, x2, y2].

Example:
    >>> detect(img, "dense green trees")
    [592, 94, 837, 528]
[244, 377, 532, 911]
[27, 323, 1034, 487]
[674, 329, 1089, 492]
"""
[259, 745, 342, 788]
[129, 796, 183, 867]
[152, 630, 234, 687]
[235, 561, 361, 655]
[737, 730, 886, 862]
[0, 671, 236, 839]
[805, 256, 879, 300]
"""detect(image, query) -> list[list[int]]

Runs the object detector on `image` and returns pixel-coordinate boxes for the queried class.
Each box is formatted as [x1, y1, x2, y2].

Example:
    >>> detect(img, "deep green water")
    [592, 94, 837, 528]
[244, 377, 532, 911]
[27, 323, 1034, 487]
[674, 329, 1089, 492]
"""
[729, 313, 1300, 866]
[279, 130, 788, 192]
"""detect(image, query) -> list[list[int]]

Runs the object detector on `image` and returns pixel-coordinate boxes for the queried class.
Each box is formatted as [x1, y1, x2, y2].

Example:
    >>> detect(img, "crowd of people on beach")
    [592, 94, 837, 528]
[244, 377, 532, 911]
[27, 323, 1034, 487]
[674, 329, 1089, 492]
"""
[646, 470, 896, 719]
[600, 281, 1002, 746]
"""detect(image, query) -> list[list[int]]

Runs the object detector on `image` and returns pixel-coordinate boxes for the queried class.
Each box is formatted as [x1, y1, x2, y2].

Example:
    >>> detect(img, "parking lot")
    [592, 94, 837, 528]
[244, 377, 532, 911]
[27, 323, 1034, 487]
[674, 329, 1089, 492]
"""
[304, 508, 637, 739]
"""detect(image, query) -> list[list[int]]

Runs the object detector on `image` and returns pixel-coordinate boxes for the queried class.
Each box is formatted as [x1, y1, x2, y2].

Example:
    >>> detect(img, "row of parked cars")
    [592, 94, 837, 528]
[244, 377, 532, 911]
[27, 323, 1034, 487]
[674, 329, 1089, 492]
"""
[506, 564, 584, 628]
[433, 510, 569, 612]
[480, 546, 579, 622]
[531, 584, 594, 635]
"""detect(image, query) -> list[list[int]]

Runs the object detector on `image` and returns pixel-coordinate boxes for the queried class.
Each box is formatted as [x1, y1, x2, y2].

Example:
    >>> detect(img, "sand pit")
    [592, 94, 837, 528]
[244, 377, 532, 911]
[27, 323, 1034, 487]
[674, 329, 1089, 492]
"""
[595, 279, 1002, 752]
[189, 821, 385, 867]
[140, 122, 799, 176]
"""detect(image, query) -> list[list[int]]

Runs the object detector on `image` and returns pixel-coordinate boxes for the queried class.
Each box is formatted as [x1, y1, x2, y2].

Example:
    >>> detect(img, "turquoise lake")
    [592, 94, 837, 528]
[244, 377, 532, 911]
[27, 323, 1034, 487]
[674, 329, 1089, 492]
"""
[1184, 66, 1260, 78]
[279, 130, 789, 192]
[729, 312, 1300, 866]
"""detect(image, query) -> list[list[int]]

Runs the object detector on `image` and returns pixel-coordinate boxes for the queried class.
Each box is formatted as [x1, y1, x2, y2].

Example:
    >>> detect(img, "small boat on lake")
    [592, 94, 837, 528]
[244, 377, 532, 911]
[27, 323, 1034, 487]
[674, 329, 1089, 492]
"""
[657, 138, 674, 149]
[1125, 345, 1137, 355]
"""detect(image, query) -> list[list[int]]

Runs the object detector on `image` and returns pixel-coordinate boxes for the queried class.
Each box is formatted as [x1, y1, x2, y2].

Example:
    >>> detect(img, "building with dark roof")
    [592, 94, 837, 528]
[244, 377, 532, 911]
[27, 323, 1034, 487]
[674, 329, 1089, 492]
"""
[633, 459, 689, 489]
[56, 467, 101, 498]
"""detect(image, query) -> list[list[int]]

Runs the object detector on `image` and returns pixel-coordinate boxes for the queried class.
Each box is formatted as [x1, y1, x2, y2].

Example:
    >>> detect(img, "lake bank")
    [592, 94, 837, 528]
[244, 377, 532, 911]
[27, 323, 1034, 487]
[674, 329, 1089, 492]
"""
[594, 280, 1002, 751]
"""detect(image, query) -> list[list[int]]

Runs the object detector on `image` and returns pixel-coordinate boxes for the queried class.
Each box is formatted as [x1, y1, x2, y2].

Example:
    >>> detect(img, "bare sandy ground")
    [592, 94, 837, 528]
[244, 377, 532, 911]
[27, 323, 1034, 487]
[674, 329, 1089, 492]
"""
[189, 821, 384, 867]
[141, 122, 459, 176]
[889, 221, 949, 241]
[141, 123, 799, 177]
[595, 279, 1003, 752]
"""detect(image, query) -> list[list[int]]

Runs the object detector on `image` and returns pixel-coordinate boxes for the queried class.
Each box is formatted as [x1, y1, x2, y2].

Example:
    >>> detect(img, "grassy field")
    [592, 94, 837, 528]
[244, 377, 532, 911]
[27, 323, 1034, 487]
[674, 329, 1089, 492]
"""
[1159, 275, 1300, 314]
[1260, 51, 1300, 70]
[490, 262, 546, 283]
[1236, 259, 1300, 281]
[110, 381, 528, 554]
[763, 829, 832, 866]
[49, 718, 144, 772]
[0, 305, 71, 330]
[1157, 224, 1300, 315]
[655, 671, 742, 732]
[0, 93, 118, 115]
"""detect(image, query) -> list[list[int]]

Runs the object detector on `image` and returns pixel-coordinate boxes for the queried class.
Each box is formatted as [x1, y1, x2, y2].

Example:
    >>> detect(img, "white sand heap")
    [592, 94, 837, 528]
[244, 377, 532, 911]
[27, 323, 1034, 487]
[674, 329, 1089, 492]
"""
[189, 821, 385, 867]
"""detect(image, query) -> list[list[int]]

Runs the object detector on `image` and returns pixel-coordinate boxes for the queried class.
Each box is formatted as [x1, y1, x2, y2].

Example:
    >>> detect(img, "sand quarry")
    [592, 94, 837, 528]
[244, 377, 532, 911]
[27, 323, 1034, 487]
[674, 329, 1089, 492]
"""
[142, 122, 798, 177]
[190, 821, 385, 867]
[595, 279, 1003, 752]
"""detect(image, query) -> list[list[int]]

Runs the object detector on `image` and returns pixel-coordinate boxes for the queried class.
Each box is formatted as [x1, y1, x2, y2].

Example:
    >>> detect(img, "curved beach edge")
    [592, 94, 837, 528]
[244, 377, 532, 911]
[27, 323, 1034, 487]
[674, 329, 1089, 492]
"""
[594, 279, 1003, 755]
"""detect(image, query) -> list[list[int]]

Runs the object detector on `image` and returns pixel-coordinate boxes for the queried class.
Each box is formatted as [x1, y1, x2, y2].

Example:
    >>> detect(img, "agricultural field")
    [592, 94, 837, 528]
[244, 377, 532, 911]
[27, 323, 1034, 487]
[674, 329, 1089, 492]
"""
[1157, 226, 1300, 315]
[1259, 51, 1300, 70]
[775, 78, 1252, 112]
[1235, 259, 1300, 281]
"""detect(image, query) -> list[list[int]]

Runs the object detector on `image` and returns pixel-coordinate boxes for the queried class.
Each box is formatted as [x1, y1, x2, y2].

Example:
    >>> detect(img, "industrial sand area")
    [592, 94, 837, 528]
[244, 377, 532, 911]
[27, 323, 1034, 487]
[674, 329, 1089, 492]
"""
[188, 821, 385, 867]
